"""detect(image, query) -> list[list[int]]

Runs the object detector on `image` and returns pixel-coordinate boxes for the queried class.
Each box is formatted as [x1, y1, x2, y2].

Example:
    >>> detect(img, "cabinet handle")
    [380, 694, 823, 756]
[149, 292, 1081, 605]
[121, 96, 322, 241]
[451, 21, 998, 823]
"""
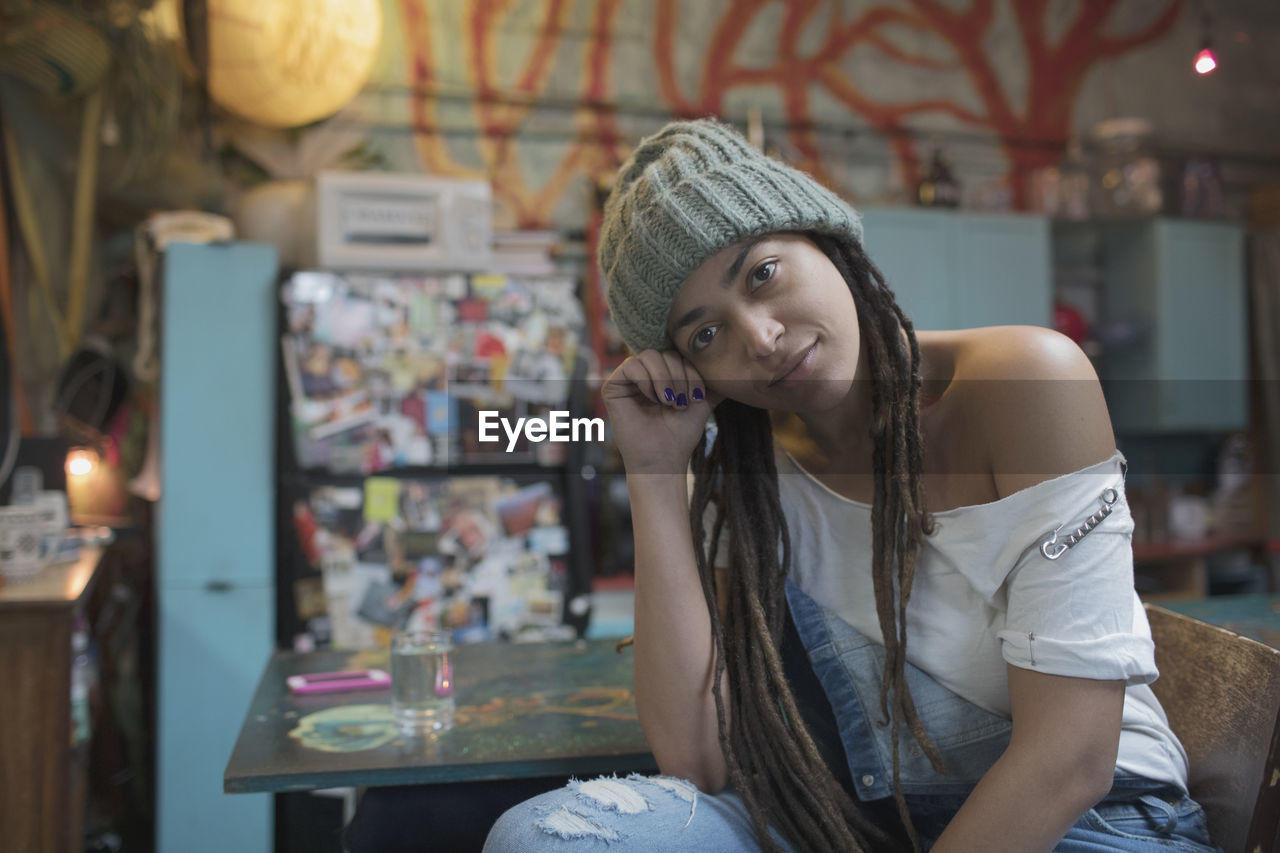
[205, 580, 233, 593]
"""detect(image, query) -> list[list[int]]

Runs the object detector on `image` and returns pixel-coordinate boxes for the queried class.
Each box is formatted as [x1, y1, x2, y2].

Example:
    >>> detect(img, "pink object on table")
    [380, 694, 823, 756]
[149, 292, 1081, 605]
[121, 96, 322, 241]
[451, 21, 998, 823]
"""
[287, 669, 391, 695]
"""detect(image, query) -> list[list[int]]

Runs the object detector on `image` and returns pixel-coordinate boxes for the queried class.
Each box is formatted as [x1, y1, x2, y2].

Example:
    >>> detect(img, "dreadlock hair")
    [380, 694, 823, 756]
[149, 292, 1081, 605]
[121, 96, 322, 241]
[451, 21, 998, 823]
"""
[686, 231, 943, 853]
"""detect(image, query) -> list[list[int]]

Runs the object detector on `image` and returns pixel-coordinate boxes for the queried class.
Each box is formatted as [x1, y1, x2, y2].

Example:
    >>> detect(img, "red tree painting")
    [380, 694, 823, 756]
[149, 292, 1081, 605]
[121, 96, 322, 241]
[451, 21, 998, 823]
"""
[399, 0, 629, 227]
[399, 0, 1185, 224]
[655, 0, 1185, 207]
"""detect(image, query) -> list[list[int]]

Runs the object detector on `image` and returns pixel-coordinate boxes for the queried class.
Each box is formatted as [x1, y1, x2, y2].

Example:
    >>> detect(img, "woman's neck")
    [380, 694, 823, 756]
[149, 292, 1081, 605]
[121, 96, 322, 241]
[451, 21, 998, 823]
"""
[770, 330, 949, 475]
[769, 336, 876, 473]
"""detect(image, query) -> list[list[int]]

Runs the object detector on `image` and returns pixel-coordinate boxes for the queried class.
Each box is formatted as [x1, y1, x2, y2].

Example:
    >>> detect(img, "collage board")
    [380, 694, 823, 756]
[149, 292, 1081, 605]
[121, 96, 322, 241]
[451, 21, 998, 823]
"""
[279, 270, 589, 649]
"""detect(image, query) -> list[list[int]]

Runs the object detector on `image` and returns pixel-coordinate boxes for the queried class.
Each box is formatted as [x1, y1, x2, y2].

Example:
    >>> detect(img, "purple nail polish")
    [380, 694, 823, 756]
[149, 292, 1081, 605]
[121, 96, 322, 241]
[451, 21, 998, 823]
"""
[676, 393, 688, 407]
[664, 388, 675, 402]
[692, 387, 704, 401]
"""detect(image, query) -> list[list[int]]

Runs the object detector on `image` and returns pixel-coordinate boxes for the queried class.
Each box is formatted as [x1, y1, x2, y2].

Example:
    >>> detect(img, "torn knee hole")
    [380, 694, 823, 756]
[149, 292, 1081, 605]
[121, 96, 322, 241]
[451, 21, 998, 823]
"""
[570, 777, 650, 814]
[535, 805, 621, 842]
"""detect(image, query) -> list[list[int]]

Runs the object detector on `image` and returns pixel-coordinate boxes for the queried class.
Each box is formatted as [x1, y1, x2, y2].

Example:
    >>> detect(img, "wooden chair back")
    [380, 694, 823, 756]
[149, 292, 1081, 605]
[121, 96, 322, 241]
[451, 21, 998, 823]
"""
[1145, 603, 1280, 853]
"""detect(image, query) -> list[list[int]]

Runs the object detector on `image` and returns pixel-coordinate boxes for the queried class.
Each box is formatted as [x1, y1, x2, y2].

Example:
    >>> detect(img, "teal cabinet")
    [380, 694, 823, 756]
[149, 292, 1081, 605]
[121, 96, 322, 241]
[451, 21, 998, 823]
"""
[859, 209, 953, 330]
[159, 242, 276, 586]
[1098, 219, 1247, 432]
[157, 584, 273, 850]
[157, 242, 277, 853]
[860, 209, 1051, 331]
[950, 215, 1052, 330]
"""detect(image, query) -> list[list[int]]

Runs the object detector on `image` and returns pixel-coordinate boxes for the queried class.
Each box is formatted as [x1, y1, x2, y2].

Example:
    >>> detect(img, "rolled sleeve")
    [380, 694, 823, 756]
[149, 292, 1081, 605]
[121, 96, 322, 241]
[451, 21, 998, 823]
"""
[996, 487, 1158, 685]
[997, 624, 1156, 684]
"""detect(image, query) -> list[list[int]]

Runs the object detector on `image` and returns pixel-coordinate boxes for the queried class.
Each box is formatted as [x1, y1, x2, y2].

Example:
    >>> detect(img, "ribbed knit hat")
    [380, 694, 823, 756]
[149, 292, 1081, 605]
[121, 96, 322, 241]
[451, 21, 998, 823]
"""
[599, 118, 863, 354]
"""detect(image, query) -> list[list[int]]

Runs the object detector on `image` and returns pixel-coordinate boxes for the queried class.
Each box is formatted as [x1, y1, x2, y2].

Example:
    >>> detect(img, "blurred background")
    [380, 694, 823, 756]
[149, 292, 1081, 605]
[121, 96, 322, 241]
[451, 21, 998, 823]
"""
[0, 1, 1277, 851]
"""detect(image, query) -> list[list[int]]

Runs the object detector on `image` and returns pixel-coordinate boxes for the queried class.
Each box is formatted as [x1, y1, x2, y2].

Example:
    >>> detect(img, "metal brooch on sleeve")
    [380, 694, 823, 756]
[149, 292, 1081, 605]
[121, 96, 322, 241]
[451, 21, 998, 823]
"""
[1040, 488, 1119, 560]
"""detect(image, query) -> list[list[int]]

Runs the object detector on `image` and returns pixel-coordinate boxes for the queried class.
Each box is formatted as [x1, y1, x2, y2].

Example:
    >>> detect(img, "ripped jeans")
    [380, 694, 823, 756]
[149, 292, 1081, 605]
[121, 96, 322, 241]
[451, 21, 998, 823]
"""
[481, 773, 1218, 852]
[485, 581, 1217, 851]
[482, 774, 789, 852]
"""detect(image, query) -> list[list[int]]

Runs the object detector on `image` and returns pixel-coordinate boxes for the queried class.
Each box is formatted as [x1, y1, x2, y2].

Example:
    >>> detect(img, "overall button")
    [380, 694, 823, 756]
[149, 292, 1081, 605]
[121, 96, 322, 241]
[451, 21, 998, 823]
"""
[861, 775, 876, 787]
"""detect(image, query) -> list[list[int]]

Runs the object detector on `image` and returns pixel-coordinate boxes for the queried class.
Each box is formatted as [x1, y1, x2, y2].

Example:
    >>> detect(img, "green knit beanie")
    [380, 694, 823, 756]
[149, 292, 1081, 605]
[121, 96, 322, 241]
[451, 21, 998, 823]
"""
[599, 118, 863, 354]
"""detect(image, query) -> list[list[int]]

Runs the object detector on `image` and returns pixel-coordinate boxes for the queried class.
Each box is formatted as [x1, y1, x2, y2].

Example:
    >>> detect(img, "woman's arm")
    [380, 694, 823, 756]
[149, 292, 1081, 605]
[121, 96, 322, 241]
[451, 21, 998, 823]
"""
[601, 351, 729, 792]
[934, 326, 1126, 850]
[627, 475, 729, 792]
[931, 669, 1124, 853]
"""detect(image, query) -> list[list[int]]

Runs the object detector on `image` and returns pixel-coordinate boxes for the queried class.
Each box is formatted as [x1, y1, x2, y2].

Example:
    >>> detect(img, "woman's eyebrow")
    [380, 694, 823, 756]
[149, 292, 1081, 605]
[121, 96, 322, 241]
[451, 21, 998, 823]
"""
[670, 304, 704, 336]
[670, 236, 767, 336]
[720, 235, 766, 289]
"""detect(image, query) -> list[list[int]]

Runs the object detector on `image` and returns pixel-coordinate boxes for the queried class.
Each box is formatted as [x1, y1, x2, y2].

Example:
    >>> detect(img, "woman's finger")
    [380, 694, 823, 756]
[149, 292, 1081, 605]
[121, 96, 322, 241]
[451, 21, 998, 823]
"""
[683, 363, 720, 408]
[606, 350, 668, 405]
[604, 350, 720, 410]
[659, 350, 692, 407]
[634, 349, 678, 405]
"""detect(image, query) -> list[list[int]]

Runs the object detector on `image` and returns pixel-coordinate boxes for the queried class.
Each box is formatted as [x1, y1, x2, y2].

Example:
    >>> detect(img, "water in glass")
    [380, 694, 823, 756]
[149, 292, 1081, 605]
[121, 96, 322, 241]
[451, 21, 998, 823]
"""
[391, 631, 455, 735]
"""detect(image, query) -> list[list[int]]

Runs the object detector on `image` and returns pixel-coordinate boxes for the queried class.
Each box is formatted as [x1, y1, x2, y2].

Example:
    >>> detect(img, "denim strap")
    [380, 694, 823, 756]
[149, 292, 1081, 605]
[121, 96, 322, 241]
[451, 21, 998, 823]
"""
[1135, 794, 1179, 835]
[783, 578, 1012, 799]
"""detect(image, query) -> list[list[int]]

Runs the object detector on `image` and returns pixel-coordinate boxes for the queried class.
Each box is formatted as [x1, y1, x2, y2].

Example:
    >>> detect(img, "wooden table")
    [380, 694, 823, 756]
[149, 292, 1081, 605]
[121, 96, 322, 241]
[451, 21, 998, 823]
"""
[0, 546, 102, 853]
[224, 638, 656, 795]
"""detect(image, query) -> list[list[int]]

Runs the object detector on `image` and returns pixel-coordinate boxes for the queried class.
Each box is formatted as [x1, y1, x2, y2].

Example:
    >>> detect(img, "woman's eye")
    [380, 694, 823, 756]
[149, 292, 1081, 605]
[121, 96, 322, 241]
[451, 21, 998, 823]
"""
[750, 260, 776, 288]
[691, 325, 718, 352]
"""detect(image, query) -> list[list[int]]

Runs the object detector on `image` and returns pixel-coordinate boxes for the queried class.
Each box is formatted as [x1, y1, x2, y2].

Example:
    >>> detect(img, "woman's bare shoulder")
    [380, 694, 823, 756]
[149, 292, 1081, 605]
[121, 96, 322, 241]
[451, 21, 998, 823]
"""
[926, 326, 1117, 497]
[923, 325, 1089, 378]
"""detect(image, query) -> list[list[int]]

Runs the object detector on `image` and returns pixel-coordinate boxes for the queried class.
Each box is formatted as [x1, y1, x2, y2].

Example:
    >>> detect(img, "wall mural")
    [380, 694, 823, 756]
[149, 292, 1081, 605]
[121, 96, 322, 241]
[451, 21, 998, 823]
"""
[368, 0, 1188, 229]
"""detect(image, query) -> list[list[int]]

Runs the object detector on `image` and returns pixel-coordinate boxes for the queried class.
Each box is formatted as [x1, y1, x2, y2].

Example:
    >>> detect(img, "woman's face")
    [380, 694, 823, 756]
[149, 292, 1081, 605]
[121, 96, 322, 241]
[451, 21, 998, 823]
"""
[666, 232, 861, 412]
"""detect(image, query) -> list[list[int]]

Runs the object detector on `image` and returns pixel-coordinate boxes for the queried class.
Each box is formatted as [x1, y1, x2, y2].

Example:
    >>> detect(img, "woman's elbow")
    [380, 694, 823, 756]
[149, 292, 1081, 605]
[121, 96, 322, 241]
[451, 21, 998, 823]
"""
[1008, 731, 1117, 809]
[1063, 739, 1120, 807]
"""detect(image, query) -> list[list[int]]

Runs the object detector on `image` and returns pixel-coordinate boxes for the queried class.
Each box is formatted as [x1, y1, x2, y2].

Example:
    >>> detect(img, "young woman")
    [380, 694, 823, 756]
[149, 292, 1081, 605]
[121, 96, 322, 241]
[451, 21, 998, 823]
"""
[484, 119, 1214, 852]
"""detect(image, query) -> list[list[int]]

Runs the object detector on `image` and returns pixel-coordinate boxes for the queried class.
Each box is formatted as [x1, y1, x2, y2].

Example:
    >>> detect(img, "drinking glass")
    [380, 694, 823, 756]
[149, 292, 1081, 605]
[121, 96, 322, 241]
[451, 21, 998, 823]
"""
[390, 630, 454, 735]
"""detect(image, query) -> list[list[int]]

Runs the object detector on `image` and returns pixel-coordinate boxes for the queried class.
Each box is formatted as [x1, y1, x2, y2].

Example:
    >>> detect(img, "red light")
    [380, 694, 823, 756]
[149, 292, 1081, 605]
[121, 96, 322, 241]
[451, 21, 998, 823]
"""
[1194, 47, 1217, 75]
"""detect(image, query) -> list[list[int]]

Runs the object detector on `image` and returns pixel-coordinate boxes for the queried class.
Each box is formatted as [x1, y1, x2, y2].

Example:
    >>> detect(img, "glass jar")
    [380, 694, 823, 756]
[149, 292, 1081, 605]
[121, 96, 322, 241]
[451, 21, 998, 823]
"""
[1090, 118, 1162, 216]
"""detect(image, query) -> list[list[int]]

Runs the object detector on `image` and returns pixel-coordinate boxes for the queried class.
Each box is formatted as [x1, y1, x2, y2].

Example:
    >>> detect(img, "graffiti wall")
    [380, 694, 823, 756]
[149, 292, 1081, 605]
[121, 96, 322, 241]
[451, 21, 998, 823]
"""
[323, 0, 1278, 228]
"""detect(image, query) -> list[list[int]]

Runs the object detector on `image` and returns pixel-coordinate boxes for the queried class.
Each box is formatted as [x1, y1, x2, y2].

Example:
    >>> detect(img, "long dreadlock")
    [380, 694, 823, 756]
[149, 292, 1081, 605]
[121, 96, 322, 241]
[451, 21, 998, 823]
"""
[685, 231, 943, 852]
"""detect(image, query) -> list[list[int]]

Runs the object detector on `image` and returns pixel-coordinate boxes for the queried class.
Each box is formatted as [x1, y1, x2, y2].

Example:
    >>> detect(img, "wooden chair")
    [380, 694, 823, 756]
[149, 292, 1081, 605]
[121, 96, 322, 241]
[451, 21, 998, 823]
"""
[1145, 603, 1280, 853]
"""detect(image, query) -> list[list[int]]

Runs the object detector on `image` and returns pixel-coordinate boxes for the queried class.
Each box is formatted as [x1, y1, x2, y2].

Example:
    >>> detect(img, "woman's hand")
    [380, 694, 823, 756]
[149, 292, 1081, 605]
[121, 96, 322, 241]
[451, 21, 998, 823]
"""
[603, 349, 722, 475]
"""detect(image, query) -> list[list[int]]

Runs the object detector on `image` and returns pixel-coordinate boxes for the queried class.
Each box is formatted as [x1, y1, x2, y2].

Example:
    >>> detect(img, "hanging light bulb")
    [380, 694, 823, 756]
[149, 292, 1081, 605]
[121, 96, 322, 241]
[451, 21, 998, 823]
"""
[1194, 1, 1217, 75]
[1194, 38, 1217, 75]
[66, 447, 98, 477]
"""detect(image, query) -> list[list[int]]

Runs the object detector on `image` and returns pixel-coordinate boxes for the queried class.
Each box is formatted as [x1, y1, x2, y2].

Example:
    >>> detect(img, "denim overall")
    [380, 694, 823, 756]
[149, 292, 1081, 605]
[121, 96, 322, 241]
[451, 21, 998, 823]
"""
[483, 582, 1218, 852]
[781, 577, 1218, 851]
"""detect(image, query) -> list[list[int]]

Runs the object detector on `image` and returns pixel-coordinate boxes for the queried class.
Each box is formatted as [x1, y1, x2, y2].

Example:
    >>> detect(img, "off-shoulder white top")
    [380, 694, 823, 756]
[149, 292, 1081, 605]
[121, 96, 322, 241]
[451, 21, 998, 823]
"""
[775, 447, 1189, 791]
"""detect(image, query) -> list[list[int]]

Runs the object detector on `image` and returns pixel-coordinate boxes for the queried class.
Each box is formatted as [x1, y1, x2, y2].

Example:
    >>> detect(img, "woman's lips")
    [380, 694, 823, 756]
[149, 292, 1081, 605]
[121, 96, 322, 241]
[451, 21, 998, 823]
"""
[769, 341, 817, 387]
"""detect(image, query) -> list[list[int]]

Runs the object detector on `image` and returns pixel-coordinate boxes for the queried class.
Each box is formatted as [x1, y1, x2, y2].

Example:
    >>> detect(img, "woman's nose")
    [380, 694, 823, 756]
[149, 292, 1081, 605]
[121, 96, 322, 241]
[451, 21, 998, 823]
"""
[739, 307, 782, 358]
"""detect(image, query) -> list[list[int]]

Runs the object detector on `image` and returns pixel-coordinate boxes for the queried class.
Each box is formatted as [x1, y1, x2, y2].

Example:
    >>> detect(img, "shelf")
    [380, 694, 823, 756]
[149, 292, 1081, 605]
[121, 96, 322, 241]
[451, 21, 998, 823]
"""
[1133, 534, 1271, 603]
[1133, 535, 1267, 564]
[0, 546, 103, 610]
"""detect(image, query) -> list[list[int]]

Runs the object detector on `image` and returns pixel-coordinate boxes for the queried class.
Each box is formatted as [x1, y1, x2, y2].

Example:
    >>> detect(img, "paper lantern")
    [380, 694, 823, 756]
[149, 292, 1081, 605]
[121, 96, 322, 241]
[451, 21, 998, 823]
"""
[206, 0, 381, 128]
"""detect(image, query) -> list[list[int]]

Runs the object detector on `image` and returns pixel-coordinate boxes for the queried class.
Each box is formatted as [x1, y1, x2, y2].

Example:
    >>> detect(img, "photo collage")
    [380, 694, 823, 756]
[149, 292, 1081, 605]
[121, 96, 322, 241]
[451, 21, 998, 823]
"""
[279, 270, 590, 649]
[280, 269, 585, 472]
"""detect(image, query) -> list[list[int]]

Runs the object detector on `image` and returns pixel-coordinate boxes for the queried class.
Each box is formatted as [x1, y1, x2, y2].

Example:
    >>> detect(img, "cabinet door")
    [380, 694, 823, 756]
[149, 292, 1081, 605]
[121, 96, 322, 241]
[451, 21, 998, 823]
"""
[160, 242, 278, 586]
[1154, 220, 1247, 430]
[1098, 223, 1162, 431]
[860, 210, 1051, 332]
[951, 214, 1051, 330]
[157, 584, 273, 853]
[860, 209, 953, 331]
